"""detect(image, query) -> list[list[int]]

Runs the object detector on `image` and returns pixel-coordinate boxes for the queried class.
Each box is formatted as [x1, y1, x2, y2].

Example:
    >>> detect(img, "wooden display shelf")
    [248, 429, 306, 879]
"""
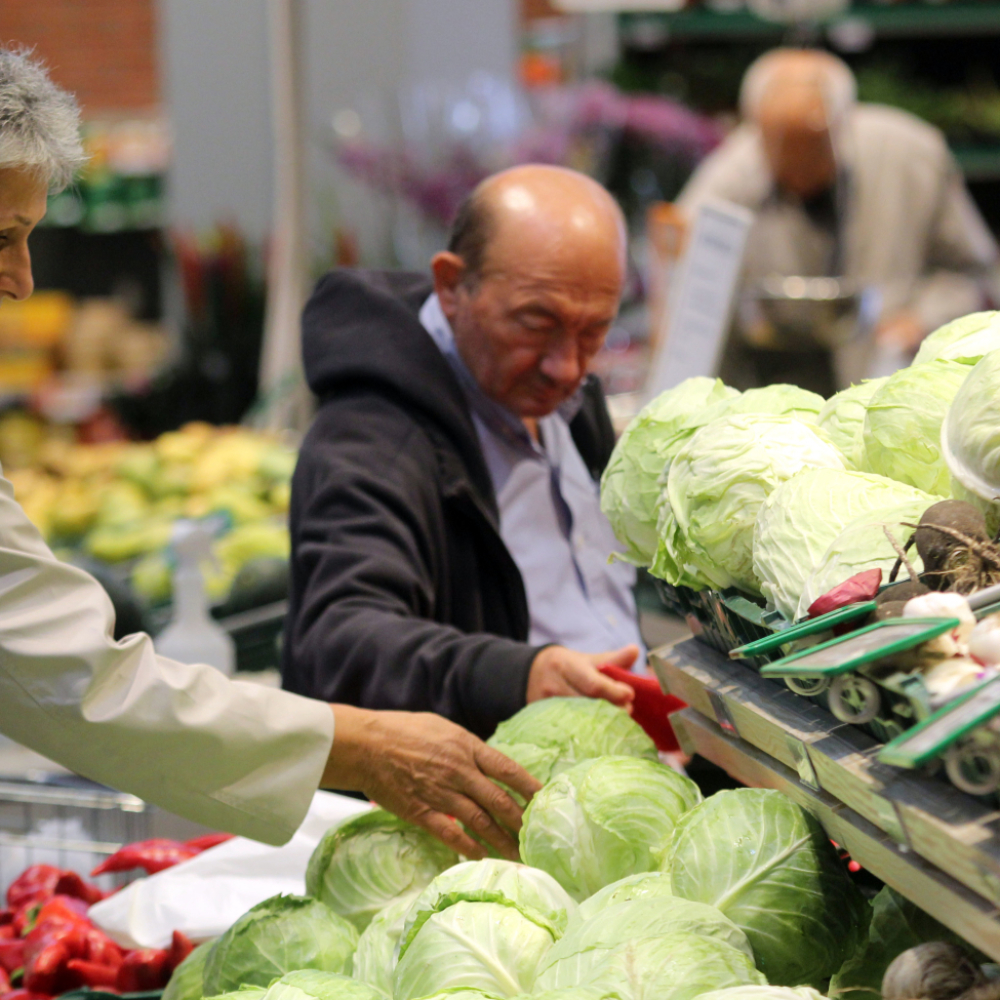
[651, 639, 1000, 951]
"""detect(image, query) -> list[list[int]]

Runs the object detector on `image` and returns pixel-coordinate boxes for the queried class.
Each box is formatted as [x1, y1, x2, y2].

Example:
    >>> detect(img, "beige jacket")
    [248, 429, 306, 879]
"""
[679, 104, 999, 380]
[0, 471, 333, 846]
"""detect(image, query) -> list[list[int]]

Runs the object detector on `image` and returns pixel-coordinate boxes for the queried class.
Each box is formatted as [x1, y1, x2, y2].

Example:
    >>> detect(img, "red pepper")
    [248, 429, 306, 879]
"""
[33, 897, 88, 930]
[54, 873, 104, 907]
[807, 568, 883, 619]
[115, 949, 170, 992]
[91, 840, 198, 878]
[66, 959, 120, 990]
[166, 931, 194, 973]
[184, 833, 233, 853]
[5, 869, 61, 913]
[0, 938, 25, 975]
[0, 931, 13, 944]
[0, 989, 52, 1000]
[0, 967, 10, 993]
[0, 914, 12, 928]
[81, 928, 123, 970]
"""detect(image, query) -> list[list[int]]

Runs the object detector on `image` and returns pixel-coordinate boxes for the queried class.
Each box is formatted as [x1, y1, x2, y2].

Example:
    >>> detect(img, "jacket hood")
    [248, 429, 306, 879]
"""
[301, 268, 493, 499]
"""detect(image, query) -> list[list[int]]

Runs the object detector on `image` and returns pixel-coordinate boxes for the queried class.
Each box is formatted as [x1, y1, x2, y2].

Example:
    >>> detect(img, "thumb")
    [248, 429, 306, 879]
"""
[598, 644, 641, 671]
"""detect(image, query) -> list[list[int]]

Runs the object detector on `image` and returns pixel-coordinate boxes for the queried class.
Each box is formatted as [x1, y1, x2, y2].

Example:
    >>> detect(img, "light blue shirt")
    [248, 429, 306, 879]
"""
[420, 294, 644, 658]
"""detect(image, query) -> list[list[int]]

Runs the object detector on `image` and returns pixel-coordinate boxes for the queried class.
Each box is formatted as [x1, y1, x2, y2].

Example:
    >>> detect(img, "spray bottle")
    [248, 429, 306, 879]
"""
[155, 519, 235, 676]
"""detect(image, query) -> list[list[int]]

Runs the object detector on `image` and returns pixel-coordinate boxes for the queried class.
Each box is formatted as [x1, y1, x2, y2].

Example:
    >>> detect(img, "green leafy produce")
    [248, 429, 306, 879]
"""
[527, 990, 619, 1000]
[601, 377, 738, 566]
[393, 899, 556, 999]
[204, 988, 268, 1000]
[817, 379, 887, 471]
[519, 757, 701, 901]
[830, 886, 973, 1000]
[415, 991, 507, 1000]
[261, 971, 383, 1000]
[654, 415, 844, 592]
[752, 468, 935, 619]
[795, 499, 933, 618]
[862, 360, 970, 496]
[162, 939, 215, 1000]
[351, 890, 421, 996]
[487, 698, 658, 780]
[696, 987, 828, 1000]
[305, 809, 456, 932]
[579, 932, 765, 1000]
[486, 742, 563, 797]
[913, 311, 1000, 366]
[399, 859, 576, 954]
[202, 895, 358, 996]
[668, 789, 868, 987]
[573, 871, 673, 926]
[534, 896, 752, 990]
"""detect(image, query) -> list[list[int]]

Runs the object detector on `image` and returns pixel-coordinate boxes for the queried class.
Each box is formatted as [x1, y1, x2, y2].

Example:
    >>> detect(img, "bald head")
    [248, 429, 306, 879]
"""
[433, 166, 626, 418]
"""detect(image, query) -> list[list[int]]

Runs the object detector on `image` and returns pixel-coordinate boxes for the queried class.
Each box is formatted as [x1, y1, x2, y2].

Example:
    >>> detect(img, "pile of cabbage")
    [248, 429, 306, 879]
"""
[600, 311, 1000, 619]
[160, 697, 955, 1000]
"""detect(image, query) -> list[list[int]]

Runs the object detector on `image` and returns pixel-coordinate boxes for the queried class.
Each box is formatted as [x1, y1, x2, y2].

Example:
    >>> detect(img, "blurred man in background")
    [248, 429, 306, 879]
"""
[679, 48, 999, 392]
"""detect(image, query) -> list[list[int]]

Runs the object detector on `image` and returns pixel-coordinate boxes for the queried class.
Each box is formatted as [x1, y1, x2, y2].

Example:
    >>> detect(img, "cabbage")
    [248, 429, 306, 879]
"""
[204, 989, 268, 1000]
[399, 859, 576, 953]
[695, 988, 828, 1000]
[573, 871, 673, 926]
[534, 896, 753, 989]
[578, 932, 765, 1000]
[654, 415, 844, 593]
[861, 360, 970, 496]
[393, 900, 555, 999]
[601, 377, 738, 566]
[519, 756, 701, 901]
[486, 698, 658, 779]
[752, 468, 936, 619]
[305, 809, 456, 931]
[816, 379, 886, 471]
[163, 939, 215, 1000]
[261, 971, 382, 1000]
[668, 789, 868, 987]
[202, 895, 358, 996]
[486, 742, 563, 792]
[416, 991, 506, 1000]
[695, 383, 824, 427]
[351, 891, 420, 996]
[913, 310, 1000, 365]
[795, 499, 933, 619]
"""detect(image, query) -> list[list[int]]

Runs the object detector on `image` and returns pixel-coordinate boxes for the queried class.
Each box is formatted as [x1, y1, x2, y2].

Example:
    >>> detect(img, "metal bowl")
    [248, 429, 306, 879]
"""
[740, 275, 861, 351]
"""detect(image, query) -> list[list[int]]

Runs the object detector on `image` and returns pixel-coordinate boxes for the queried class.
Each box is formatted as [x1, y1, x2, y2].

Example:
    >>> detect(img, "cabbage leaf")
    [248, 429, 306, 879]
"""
[913, 310, 1000, 366]
[816, 379, 886, 471]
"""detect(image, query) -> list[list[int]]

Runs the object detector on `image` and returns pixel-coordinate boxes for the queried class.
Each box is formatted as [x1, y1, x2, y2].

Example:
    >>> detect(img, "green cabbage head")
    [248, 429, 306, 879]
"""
[162, 938, 215, 1000]
[695, 987, 828, 1000]
[204, 988, 268, 1000]
[653, 415, 844, 593]
[816, 379, 886, 470]
[486, 698, 657, 785]
[519, 756, 701, 901]
[202, 895, 358, 996]
[573, 871, 673, 926]
[913, 310, 1000, 365]
[305, 809, 456, 931]
[795, 498, 933, 618]
[351, 890, 421, 996]
[534, 896, 752, 990]
[260, 971, 382, 1000]
[415, 991, 506, 1000]
[668, 789, 868, 988]
[861, 360, 970, 496]
[601, 377, 737, 566]
[752, 468, 936, 619]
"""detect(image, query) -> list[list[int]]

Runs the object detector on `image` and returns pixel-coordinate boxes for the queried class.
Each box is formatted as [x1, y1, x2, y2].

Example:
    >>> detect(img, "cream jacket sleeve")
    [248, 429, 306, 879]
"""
[0, 471, 334, 846]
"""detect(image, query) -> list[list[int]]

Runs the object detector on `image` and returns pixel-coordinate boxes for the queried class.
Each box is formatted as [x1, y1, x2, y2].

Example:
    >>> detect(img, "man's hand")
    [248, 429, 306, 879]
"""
[876, 311, 925, 352]
[321, 706, 541, 861]
[526, 644, 638, 706]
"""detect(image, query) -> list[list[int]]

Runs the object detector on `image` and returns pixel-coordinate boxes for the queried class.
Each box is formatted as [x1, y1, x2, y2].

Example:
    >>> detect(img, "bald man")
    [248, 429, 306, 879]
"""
[281, 166, 644, 737]
[680, 48, 998, 392]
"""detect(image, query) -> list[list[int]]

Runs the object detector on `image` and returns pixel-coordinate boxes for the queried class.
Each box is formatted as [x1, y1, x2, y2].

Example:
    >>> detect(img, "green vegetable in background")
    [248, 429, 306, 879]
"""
[519, 756, 701, 901]
[668, 789, 868, 988]
[572, 871, 673, 926]
[534, 896, 753, 990]
[487, 698, 658, 780]
[913, 311, 1000, 366]
[654, 414, 844, 593]
[601, 376, 738, 567]
[817, 379, 887, 471]
[413, 991, 507, 1000]
[696, 987, 829, 1000]
[305, 809, 456, 932]
[202, 895, 358, 996]
[261, 970, 383, 1000]
[351, 890, 421, 997]
[162, 938, 216, 1000]
[862, 360, 971, 496]
[752, 468, 935, 619]
[203, 988, 268, 1000]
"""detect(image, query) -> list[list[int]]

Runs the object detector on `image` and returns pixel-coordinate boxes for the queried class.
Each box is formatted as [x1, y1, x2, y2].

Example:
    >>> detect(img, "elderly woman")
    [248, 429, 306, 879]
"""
[0, 48, 535, 855]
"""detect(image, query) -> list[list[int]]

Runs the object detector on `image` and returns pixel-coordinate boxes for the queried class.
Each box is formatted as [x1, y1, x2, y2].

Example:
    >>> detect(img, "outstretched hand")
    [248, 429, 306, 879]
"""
[526, 644, 639, 707]
[322, 705, 541, 860]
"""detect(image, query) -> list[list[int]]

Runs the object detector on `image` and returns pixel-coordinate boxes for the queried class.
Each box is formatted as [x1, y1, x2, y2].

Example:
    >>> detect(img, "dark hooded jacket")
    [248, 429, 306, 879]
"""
[280, 268, 616, 738]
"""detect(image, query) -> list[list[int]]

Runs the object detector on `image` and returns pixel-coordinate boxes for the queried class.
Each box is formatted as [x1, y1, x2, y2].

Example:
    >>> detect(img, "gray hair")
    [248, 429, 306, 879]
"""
[740, 48, 856, 127]
[0, 48, 85, 191]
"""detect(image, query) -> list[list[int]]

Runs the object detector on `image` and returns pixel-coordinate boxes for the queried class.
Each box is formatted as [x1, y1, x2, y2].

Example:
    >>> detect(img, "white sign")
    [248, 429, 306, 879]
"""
[645, 199, 754, 401]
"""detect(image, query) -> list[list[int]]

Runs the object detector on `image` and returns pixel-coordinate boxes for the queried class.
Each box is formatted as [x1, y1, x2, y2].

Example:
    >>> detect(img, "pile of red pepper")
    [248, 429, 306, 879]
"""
[0, 833, 233, 1000]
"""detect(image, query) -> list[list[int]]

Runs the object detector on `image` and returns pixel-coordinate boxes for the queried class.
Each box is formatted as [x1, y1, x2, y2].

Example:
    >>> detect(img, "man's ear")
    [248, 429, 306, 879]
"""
[431, 251, 466, 319]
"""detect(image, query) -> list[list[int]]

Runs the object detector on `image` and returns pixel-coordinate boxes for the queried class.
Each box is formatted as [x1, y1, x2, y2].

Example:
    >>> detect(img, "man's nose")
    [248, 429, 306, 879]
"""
[1, 244, 34, 301]
[540, 335, 582, 385]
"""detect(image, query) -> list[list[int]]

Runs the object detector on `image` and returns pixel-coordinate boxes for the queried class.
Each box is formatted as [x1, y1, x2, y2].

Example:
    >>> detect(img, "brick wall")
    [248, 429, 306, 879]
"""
[0, 0, 159, 114]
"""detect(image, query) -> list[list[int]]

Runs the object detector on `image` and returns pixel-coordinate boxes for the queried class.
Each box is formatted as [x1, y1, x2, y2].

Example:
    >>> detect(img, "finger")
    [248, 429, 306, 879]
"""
[417, 808, 488, 860]
[476, 744, 543, 809]
[600, 644, 641, 670]
[566, 660, 634, 705]
[436, 788, 522, 861]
